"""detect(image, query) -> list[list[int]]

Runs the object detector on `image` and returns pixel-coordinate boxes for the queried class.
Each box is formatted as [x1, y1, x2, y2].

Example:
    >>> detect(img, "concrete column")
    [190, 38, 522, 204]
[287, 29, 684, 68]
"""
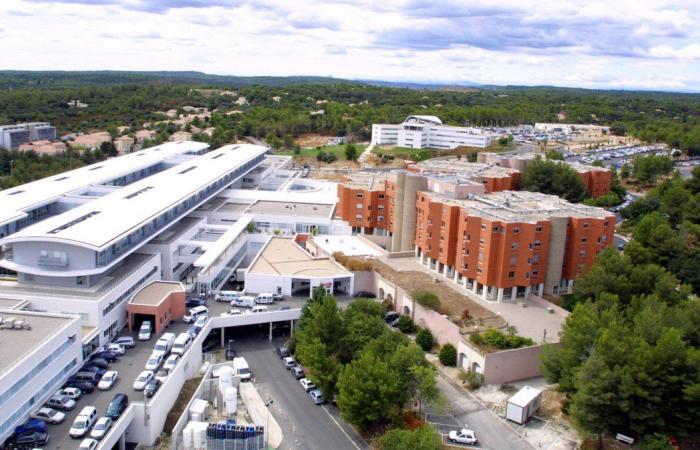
[567, 280, 574, 294]
[442, 264, 449, 277]
[453, 270, 459, 282]
[511, 287, 518, 302]
[537, 283, 544, 297]
[220, 329, 225, 348]
[482, 285, 488, 300]
[524, 286, 531, 298]
[269, 322, 273, 342]
[463, 277, 469, 288]
[472, 281, 479, 294]
[290, 319, 294, 336]
[119, 433, 126, 450]
[361, 227, 365, 234]
[497, 288, 504, 302]
[414, 245, 419, 257]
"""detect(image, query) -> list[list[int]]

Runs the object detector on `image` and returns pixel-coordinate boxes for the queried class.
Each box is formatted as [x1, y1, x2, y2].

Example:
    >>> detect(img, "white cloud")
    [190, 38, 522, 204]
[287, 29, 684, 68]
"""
[1, 0, 700, 91]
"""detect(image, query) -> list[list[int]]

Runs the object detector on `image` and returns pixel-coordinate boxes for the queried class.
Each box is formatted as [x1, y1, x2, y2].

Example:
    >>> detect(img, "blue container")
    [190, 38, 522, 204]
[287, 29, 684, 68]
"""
[215, 423, 226, 439]
[206, 423, 217, 439]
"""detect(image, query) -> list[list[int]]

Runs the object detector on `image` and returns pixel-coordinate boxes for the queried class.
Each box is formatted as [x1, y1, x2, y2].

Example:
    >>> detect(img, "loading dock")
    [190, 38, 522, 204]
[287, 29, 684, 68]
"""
[127, 281, 186, 334]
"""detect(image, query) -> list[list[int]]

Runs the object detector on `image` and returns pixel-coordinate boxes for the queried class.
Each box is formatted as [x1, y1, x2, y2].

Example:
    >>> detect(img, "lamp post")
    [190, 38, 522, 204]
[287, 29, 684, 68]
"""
[264, 398, 274, 448]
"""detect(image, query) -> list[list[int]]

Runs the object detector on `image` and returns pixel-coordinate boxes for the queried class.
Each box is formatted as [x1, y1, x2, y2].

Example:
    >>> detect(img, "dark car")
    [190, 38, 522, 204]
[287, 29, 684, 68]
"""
[14, 419, 47, 436]
[93, 351, 118, 362]
[5, 431, 49, 448]
[144, 379, 162, 398]
[87, 358, 109, 369]
[185, 298, 207, 308]
[226, 340, 236, 360]
[64, 380, 95, 394]
[112, 336, 136, 348]
[72, 371, 100, 384]
[291, 366, 305, 379]
[276, 346, 291, 358]
[354, 291, 376, 298]
[384, 311, 400, 324]
[81, 366, 107, 378]
[105, 393, 129, 419]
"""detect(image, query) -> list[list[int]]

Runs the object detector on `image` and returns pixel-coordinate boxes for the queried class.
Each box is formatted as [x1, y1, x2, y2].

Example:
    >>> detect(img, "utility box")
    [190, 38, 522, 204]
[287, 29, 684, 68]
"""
[189, 399, 209, 422]
[506, 386, 542, 425]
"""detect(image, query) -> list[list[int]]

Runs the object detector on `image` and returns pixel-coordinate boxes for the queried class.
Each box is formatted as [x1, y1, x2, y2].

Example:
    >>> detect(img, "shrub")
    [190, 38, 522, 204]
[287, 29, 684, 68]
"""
[379, 426, 442, 450]
[415, 329, 433, 351]
[639, 434, 674, 450]
[469, 332, 484, 346]
[482, 328, 534, 349]
[438, 343, 457, 366]
[396, 316, 417, 334]
[462, 308, 471, 320]
[458, 370, 484, 390]
[411, 290, 440, 310]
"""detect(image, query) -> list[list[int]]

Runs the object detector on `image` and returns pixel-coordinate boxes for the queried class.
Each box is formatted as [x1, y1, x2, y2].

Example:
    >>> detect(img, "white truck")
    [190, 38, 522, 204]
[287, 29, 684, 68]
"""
[505, 386, 542, 425]
[232, 357, 251, 381]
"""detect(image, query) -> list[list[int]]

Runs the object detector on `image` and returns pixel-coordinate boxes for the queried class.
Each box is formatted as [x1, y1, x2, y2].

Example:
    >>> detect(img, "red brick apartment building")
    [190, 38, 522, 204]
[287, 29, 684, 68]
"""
[413, 191, 615, 299]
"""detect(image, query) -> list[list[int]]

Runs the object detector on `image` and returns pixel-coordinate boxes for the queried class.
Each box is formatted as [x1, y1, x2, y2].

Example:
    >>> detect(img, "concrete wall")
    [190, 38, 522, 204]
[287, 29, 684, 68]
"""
[543, 216, 568, 295]
[483, 344, 548, 385]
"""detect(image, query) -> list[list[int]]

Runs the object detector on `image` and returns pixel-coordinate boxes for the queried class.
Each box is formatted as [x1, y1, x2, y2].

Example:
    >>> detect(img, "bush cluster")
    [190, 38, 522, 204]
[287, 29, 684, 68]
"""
[395, 316, 417, 334]
[332, 252, 373, 272]
[415, 329, 433, 351]
[316, 150, 337, 163]
[438, 343, 457, 366]
[481, 328, 534, 349]
[459, 370, 484, 390]
[411, 290, 440, 310]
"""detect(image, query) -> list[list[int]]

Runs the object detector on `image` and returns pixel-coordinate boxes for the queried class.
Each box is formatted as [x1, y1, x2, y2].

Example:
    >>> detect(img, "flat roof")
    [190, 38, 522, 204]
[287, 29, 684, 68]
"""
[341, 172, 388, 191]
[410, 159, 519, 178]
[150, 216, 202, 245]
[508, 386, 542, 407]
[245, 201, 334, 219]
[0, 310, 77, 373]
[0, 141, 209, 227]
[311, 235, 384, 257]
[194, 215, 252, 269]
[248, 237, 350, 277]
[4, 144, 268, 250]
[129, 281, 184, 307]
[218, 202, 252, 214]
[0, 298, 26, 310]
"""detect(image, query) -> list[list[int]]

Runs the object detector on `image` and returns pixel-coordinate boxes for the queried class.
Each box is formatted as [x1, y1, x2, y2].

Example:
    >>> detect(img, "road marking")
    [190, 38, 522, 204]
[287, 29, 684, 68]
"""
[321, 405, 362, 450]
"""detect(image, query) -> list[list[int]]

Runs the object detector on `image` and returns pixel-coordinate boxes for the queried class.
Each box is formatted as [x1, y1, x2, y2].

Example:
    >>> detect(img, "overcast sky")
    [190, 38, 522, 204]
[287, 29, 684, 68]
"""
[2, 0, 699, 91]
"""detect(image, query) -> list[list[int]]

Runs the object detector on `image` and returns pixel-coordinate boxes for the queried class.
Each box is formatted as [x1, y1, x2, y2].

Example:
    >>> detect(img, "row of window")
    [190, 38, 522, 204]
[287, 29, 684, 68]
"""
[102, 265, 159, 317]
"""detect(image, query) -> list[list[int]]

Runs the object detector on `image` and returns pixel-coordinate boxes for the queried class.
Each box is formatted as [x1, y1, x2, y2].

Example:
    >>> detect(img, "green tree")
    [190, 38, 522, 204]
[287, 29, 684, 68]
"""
[345, 143, 358, 160]
[337, 352, 402, 429]
[545, 149, 565, 160]
[520, 158, 588, 202]
[438, 343, 457, 366]
[632, 155, 674, 185]
[415, 329, 434, 351]
[379, 426, 442, 450]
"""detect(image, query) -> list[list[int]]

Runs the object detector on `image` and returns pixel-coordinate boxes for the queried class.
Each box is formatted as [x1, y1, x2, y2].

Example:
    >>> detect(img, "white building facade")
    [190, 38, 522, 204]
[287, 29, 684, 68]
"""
[372, 115, 497, 149]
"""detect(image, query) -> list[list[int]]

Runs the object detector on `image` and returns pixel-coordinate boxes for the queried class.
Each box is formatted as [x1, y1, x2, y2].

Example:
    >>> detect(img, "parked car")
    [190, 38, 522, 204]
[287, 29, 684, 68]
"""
[80, 366, 107, 378]
[79, 437, 99, 450]
[291, 366, 305, 379]
[276, 346, 290, 358]
[69, 406, 98, 438]
[89, 417, 112, 440]
[448, 428, 478, 445]
[309, 389, 325, 405]
[144, 379, 162, 398]
[87, 358, 109, 370]
[93, 351, 118, 362]
[64, 380, 95, 394]
[354, 291, 376, 298]
[185, 297, 207, 308]
[4, 431, 49, 448]
[155, 368, 171, 384]
[100, 343, 125, 355]
[193, 314, 209, 328]
[250, 305, 268, 313]
[254, 293, 275, 304]
[112, 336, 135, 348]
[226, 340, 237, 360]
[46, 394, 76, 411]
[105, 393, 129, 419]
[98, 371, 118, 390]
[133, 371, 154, 391]
[384, 311, 400, 324]
[183, 306, 209, 323]
[138, 321, 152, 340]
[271, 293, 284, 301]
[220, 308, 243, 317]
[282, 356, 296, 369]
[299, 378, 316, 392]
[164, 354, 180, 371]
[56, 387, 82, 400]
[231, 296, 256, 308]
[145, 353, 164, 371]
[13, 419, 47, 435]
[31, 407, 66, 424]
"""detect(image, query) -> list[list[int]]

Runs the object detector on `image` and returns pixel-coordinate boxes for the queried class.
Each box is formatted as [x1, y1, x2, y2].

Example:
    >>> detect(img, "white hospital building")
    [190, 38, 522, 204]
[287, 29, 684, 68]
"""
[371, 115, 498, 149]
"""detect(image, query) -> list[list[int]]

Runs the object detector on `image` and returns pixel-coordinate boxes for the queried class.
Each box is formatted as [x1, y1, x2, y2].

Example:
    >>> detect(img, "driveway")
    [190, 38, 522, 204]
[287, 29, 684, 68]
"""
[425, 375, 533, 450]
[225, 328, 368, 450]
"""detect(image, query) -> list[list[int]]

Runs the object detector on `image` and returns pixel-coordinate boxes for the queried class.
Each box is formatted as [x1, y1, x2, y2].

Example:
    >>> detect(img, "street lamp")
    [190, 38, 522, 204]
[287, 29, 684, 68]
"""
[264, 398, 274, 448]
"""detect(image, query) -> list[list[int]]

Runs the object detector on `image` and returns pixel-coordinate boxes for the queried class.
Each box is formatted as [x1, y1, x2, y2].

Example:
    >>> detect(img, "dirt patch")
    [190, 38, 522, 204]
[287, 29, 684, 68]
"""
[162, 376, 204, 435]
[539, 388, 568, 420]
[368, 259, 503, 327]
[295, 133, 334, 148]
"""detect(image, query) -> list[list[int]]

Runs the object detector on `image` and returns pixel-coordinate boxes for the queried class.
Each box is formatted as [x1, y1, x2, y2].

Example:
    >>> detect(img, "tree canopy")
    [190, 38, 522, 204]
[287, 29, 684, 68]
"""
[519, 158, 588, 202]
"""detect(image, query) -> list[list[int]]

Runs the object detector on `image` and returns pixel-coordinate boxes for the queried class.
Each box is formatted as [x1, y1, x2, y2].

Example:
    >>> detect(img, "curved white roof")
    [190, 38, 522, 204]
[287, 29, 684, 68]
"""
[404, 115, 443, 125]
[0, 141, 210, 227]
[3, 144, 268, 250]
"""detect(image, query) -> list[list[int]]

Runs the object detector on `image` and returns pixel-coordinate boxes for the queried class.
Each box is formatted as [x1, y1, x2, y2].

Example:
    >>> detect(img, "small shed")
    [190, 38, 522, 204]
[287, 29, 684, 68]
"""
[127, 281, 185, 334]
[506, 386, 542, 425]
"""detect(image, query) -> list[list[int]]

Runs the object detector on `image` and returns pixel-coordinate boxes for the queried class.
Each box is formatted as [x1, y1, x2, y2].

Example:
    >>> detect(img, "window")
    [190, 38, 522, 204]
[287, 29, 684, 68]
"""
[508, 271, 515, 279]
[511, 242, 518, 249]
[510, 255, 517, 265]
[583, 223, 590, 229]
[513, 227, 520, 234]
[356, 193, 364, 198]
[531, 270, 539, 277]
[378, 216, 384, 222]
[581, 237, 588, 243]
[533, 240, 541, 248]
[579, 250, 587, 257]
[481, 224, 486, 230]
[598, 235, 607, 243]
[378, 194, 385, 199]
[356, 203, 363, 209]
[355, 214, 362, 220]
[367, 205, 372, 210]
[604, 221, 609, 228]
[536, 225, 543, 232]
[492, 226, 499, 232]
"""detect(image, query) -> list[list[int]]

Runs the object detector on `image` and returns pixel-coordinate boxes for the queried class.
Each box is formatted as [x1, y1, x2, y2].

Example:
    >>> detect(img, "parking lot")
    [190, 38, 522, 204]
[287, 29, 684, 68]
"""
[223, 326, 368, 450]
[42, 321, 191, 450]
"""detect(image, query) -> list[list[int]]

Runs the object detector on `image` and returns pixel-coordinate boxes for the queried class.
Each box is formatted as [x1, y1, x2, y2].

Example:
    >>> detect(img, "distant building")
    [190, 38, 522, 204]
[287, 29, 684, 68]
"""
[72, 131, 112, 149]
[234, 96, 249, 106]
[67, 99, 88, 108]
[17, 140, 67, 155]
[114, 135, 134, 154]
[372, 115, 497, 149]
[0, 122, 57, 150]
[534, 123, 610, 136]
[170, 131, 192, 141]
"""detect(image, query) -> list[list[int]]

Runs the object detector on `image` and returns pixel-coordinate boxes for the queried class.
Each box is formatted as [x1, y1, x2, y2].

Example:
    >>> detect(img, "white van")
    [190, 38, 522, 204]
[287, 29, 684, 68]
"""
[255, 293, 274, 305]
[232, 296, 256, 308]
[232, 357, 251, 381]
[171, 332, 192, 356]
[153, 333, 176, 356]
[183, 306, 209, 323]
[69, 406, 97, 438]
[250, 305, 268, 313]
[138, 321, 152, 340]
[216, 290, 244, 303]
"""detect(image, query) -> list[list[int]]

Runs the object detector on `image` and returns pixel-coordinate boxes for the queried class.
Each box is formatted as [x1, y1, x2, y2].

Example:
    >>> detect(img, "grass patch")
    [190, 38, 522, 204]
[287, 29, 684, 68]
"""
[279, 143, 366, 158]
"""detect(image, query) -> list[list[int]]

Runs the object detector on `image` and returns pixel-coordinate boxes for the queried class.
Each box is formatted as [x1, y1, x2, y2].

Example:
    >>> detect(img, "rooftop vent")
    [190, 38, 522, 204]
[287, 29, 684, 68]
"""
[0, 317, 31, 330]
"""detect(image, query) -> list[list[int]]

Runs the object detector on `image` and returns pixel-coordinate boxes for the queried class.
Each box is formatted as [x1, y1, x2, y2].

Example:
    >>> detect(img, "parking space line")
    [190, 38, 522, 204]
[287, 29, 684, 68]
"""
[320, 405, 362, 450]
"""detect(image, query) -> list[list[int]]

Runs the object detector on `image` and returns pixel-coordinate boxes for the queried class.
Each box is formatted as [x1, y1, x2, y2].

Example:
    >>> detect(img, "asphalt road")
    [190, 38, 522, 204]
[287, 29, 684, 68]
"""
[425, 375, 533, 450]
[225, 328, 368, 450]
[44, 322, 191, 450]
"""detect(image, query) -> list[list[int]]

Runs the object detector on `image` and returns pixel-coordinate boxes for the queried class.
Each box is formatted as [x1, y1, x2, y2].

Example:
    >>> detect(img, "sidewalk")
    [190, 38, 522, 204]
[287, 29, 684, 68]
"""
[358, 143, 375, 166]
